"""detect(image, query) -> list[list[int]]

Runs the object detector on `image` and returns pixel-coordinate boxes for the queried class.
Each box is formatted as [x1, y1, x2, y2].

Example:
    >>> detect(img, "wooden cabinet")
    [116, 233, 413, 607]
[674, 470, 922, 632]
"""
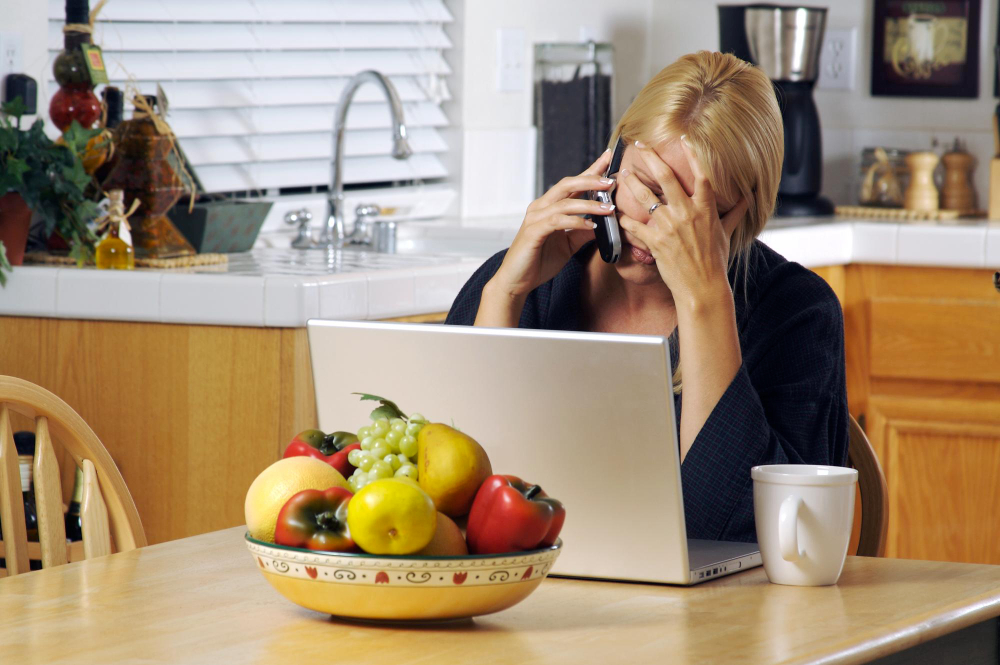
[813, 264, 1000, 564]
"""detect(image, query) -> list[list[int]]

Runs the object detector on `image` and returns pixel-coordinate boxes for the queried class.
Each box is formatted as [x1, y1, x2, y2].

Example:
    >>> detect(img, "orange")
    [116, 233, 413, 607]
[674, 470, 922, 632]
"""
[244, 457, 348, 543]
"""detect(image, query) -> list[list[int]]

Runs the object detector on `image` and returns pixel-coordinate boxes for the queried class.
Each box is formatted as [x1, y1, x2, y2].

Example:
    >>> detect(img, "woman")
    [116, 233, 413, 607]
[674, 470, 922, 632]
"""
[446, 51, 848, 543]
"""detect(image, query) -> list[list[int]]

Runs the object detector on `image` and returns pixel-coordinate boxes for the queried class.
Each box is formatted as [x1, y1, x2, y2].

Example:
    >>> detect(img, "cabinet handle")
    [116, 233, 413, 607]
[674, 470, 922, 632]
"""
[994, 271, 999, 294]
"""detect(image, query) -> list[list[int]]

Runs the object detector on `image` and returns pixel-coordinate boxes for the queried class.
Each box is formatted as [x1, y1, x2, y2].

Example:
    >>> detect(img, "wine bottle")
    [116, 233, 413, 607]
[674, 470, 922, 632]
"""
[49, 0, 101, 132]
[65, 465, 83, 542]
[3, 432, 42, 571]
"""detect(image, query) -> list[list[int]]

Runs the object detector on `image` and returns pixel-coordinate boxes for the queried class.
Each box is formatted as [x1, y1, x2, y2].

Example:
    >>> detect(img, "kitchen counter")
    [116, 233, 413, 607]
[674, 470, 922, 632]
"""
[2, 217, 998, 327]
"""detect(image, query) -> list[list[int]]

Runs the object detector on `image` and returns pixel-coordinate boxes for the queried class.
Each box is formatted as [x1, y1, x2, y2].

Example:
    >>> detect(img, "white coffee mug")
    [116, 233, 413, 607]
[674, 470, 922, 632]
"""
[751, 464, 858, 586]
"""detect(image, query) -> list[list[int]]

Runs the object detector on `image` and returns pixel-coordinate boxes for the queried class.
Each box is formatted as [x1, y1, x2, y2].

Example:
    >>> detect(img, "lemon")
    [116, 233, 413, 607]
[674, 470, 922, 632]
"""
[245, 457, 348, 543]
[347, 478, 437, 555]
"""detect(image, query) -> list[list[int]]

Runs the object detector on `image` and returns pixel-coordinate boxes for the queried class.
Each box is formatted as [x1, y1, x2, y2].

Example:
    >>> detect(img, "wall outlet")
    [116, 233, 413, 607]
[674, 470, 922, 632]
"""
[496, 28, 526, 93]
[817, 27, 856, 91]
[0, 31, 24, 99]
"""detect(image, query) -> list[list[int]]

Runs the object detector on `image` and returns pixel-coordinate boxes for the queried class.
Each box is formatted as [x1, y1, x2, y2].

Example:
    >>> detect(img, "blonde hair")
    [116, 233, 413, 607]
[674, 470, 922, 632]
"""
[610, 51, 783, 393]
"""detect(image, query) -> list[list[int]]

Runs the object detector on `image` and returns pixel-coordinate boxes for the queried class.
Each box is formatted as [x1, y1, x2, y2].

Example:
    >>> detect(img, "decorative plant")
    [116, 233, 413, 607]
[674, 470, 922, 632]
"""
[0, 96, 101, 285]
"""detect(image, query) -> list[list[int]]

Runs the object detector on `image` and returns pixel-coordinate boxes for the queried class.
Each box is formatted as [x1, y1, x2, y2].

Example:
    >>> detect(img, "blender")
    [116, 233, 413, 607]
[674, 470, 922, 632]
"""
[719, 4, 834, 216]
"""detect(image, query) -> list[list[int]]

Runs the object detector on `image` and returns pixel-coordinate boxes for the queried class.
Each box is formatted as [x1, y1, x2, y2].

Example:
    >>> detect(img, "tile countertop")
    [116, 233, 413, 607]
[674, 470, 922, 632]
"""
[1, 217, 998, 328]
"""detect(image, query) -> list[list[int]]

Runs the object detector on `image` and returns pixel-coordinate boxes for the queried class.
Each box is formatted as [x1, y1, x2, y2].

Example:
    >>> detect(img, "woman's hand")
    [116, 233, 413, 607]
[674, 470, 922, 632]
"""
[487, 150, 615, 300]
[618, 138, 746, 457]
[617, 139, 748, 309]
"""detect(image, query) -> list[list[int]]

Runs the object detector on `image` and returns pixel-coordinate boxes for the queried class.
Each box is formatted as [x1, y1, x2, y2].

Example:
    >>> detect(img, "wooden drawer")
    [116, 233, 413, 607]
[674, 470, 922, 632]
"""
[870, 298, 1000, 384]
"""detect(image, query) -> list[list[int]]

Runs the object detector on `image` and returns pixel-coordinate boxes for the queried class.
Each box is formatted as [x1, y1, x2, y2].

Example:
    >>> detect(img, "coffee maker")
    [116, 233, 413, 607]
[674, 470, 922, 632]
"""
[719, 4, 833, 216]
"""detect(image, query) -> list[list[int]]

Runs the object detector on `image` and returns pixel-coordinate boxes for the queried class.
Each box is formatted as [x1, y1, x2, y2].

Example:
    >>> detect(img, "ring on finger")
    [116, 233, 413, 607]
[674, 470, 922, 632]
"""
[648, 202, 663, 215]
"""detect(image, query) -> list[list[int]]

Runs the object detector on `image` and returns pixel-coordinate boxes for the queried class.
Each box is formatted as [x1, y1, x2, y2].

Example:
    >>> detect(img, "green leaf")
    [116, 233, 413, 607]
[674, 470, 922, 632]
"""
[352, 393, 408, 420]
[1, 96, 27, 120]
[61, 160, 91, 193]
[61, 120, 101, 156]
[5, 156, 29, 186]
[0, 240, 11, 287]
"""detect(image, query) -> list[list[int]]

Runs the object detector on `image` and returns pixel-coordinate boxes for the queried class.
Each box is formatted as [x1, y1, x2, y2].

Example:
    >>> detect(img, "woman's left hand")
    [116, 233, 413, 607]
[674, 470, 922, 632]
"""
[617, 139, 748, 308]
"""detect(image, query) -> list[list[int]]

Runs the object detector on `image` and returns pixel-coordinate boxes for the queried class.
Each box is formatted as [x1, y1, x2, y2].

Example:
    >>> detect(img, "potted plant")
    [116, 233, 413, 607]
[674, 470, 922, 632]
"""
[0, 96, 100, 286]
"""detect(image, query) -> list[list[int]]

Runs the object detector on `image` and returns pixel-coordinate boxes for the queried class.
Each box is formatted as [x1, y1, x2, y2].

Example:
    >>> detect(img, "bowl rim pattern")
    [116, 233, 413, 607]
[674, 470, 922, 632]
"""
[246, 532, 563, 588]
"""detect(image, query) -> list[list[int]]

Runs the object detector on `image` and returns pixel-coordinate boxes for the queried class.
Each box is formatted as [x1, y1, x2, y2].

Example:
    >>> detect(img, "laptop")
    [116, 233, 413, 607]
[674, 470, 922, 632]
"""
[307, 320, 761, 585]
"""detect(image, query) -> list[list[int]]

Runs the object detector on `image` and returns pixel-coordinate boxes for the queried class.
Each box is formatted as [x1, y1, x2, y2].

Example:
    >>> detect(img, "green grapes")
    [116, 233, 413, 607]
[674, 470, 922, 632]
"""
[368, 460, 393, 480]
[395, 464, 418, 480]
[371, 418, 390, 437]
[399, 434, 418, 459]
[371, 441, 391, 459]
[358, 453, 376, 471]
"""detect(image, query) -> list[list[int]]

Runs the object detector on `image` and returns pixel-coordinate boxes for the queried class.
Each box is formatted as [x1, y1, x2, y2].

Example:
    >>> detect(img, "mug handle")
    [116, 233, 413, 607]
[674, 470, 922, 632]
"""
[779, 494, 803, 562]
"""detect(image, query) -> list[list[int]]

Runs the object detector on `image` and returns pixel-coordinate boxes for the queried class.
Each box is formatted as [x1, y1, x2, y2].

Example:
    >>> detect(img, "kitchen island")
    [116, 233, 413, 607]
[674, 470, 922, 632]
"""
[1, 218, 998, 560]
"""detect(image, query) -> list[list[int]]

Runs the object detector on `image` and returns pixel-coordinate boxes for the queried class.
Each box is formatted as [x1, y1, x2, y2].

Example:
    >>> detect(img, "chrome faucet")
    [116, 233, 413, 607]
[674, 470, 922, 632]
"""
[317, 70, 412, 249]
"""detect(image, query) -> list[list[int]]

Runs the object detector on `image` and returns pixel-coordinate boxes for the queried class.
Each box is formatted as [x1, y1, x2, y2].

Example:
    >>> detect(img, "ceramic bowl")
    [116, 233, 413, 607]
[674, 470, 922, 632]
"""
[245, 533, 562, 621]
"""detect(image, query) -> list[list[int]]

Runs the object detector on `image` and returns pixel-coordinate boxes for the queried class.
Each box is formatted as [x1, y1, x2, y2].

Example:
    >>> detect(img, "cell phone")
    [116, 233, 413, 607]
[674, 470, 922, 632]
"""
[590, 137, 626, 263]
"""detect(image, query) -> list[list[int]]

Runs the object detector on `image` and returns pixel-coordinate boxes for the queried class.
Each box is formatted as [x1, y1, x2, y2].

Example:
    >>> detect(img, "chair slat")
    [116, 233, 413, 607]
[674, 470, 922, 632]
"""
[81, 459, 112, 559]
[0, 404, 29, 576]
[0, 540, 84, 563]
[34, 417, 68, 568]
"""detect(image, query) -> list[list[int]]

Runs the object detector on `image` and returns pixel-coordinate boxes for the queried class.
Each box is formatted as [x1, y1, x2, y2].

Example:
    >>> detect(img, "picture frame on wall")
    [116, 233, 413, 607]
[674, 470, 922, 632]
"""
[871, 0, 981, 98]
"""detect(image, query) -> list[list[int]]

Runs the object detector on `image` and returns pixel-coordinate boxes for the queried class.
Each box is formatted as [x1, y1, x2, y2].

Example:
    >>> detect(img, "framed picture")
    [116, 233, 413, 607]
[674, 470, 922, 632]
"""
[871, 0, 981, 98]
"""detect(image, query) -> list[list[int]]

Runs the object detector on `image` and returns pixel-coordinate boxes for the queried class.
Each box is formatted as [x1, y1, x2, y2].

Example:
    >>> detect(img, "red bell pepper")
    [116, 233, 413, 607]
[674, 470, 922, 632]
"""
[283, 429, 360, 477]
[466, 475, 566, 555]
[274, 486, 356, 551]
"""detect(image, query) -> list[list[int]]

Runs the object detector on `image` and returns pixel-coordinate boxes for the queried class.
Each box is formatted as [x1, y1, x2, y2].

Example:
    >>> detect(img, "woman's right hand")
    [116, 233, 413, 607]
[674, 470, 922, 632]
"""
[488, 150, 616, 299]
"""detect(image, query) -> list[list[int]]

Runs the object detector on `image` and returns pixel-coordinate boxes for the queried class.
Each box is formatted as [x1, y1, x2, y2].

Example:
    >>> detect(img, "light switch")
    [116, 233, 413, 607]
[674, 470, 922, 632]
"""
[496, 28, 526, 93]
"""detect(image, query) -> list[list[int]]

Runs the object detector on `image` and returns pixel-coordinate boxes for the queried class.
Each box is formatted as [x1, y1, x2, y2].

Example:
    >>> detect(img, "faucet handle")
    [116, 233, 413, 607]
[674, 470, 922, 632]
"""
[355, 203, 381, 219]
[286, 208, 314, 249]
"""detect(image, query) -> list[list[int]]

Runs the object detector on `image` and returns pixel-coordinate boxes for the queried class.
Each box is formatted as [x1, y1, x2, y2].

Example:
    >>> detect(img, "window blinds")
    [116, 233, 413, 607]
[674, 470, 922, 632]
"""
[46, 0, 453, 195]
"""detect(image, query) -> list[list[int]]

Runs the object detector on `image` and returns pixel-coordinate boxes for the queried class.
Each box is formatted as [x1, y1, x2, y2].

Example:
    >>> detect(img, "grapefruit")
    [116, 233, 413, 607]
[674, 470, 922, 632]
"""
[245, 457, 348, 543]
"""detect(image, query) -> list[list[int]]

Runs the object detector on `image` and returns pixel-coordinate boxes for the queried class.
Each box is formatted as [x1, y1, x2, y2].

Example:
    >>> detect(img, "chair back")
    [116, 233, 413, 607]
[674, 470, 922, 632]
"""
[0, 376, 146, 576]
[847, 415, 888, 557]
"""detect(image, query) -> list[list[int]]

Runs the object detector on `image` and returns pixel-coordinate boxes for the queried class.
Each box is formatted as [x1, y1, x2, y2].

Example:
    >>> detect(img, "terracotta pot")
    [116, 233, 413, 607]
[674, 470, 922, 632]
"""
[0, 191, 32, 266]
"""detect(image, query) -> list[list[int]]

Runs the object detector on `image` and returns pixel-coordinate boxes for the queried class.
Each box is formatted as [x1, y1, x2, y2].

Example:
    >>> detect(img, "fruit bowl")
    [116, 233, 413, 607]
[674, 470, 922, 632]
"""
[245, 533, 562, 621]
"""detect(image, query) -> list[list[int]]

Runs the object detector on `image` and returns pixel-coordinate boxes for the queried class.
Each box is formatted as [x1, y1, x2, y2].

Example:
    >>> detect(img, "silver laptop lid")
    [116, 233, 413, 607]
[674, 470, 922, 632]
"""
[307, 320, 690, 584]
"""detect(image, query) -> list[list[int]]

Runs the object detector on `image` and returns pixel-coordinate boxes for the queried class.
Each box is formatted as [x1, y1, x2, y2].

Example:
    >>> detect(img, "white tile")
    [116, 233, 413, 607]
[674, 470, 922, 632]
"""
[758, 222, 853, 268]
[263, 275, 320, 327]
[413, 265, 463, 314]
[986, 226, 1000, 267]
[0, 266, 58, 316]
[896, 224, 987, 268]
[366, 269, 415, 319]
[851, 222, 898, 264]
[159, 273, 265, 326]
[56, 269, 161, 322]
[316, 275, 367, 321]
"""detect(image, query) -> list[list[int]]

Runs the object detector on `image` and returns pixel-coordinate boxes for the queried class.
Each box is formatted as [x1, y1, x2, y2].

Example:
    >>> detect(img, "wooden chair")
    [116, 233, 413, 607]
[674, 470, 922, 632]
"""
[0, 376, 146, 576]
[847, 415, 888, 557]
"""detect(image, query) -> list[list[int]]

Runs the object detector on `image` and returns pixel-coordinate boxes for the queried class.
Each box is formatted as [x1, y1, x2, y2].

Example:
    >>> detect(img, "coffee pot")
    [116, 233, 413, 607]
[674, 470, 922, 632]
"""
[719, 4, 834, 217]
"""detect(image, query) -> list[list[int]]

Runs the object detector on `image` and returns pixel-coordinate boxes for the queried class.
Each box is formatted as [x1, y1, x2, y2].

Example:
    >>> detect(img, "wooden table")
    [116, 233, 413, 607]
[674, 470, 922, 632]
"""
[3, 527, 1000, 665]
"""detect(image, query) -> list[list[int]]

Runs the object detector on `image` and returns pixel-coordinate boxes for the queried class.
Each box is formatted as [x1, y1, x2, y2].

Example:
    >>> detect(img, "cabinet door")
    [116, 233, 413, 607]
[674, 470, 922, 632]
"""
[868, 397, 1000, 564]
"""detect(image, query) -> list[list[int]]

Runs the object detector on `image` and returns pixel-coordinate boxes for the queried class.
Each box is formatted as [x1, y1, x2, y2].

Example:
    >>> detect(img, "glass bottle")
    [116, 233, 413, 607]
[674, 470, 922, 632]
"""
[101, 95, 193, 258]
[49, 0, 101, 132]
[96, 189, 135, 270]
[83, 86, 124, 176]
[90, 86, 125, 184]
[65, 466, 83, 543]
[12, 431, 42, 571]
